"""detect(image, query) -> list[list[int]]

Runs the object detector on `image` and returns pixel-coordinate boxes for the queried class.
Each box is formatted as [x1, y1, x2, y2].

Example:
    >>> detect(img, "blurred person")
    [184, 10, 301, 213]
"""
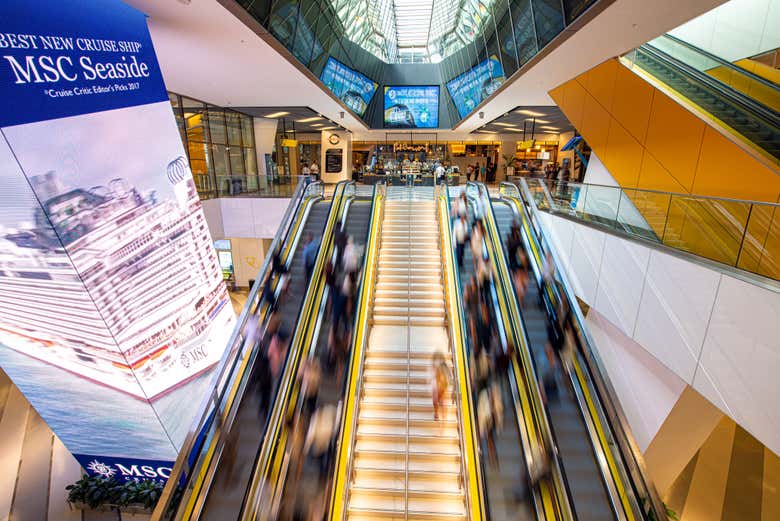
[435, 161, 446, 184]
[453, 214, 468, 268]
[334, 228, 347, 270]
[260, 246, 288, 311]
[310, 160, 320, 180]
[305, 403, 337, 484]
[466, 163, 474, 181]
[479, 163, 487, 183]
[477, 386, 498, 467]
[302, 233, 319, 282]
[300, 357, 322, 427]
[470, 219, 485, 268]
[267, 314, 289, 379]
[301, 162, 311, 177]
[342, 235, 363, 276]
[431, 352, 451, 421]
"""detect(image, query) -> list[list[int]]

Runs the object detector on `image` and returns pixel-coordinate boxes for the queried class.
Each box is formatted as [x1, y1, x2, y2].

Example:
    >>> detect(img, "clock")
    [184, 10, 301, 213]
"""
[328, 133, 340, 146]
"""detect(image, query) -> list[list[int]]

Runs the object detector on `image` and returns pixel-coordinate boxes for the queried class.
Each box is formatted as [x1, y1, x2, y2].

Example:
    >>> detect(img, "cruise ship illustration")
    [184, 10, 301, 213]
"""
[0, 157, 235, 399]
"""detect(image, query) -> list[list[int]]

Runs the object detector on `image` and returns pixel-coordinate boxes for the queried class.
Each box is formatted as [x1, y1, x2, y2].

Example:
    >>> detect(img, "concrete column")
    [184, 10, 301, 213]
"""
[320, 130, 352, 183]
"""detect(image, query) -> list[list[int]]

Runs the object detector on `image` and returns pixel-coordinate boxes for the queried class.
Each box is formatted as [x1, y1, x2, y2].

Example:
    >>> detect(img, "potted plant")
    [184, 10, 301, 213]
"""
[502, 153, 516, 179]
[66, 474, 164, 518]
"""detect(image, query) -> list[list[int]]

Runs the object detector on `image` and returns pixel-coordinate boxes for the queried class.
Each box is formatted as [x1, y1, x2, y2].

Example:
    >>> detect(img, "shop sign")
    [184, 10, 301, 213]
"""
[517, 139, 536, 150]
[281, 138, 298, 147]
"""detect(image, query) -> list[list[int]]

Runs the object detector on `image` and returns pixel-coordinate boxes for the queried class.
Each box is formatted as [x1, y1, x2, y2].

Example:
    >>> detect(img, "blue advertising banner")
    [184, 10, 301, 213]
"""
[0, 0, 236, 484]
[0, 1, 168, 127]
[446, 55, 506, 119]
[320, 57, 377, 117]
[383, 86, 439, 128]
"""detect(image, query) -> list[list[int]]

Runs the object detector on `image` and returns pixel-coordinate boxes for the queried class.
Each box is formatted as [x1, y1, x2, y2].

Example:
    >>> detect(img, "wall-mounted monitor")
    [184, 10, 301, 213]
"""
[446, 56, 505, 119]
[320, 57, 378, 118]
[383, 86, 440, 128]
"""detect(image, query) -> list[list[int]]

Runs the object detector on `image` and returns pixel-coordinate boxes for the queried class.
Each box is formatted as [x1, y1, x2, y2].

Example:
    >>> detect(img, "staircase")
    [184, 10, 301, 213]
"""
[347, 187, 468, 521]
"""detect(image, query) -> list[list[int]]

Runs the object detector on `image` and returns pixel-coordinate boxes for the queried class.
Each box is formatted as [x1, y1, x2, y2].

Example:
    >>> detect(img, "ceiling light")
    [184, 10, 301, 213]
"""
[264, 111, 290, 118]
[320, 126, 337, 130]
[285, 129, 295, 133]
[532, 119, 550, 124]
[516, 109, 545, 117]
[311, 123, 325, 127]
[297, 116, 322, 123]
[540, 126, 559, 130]
[494, 122, 516, 127]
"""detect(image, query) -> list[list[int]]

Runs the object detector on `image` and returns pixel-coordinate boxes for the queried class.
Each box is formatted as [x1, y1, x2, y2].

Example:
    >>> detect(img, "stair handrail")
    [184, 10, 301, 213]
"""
[328, 182, 385, 521]
[514, 178, 668, 521]
[154, 177, 318, 521]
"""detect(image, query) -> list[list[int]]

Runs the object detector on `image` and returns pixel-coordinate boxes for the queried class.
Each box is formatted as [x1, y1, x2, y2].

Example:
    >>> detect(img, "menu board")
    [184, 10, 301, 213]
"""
[320, 57, 378, 117]
[446, 56, 506, 118]
[383, 86, 440, 128]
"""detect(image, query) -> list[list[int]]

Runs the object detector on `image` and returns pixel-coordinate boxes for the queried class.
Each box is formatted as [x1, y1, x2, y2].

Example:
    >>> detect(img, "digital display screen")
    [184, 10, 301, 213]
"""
[320, 57, 378, 117]
[446, 56, 506, 119]
[383, 86, 440, 128]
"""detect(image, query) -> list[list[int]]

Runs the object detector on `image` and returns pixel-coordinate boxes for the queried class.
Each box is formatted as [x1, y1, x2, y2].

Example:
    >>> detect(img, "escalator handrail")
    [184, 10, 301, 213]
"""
[154, 177, 318, 521]
[239, 181, 353, 521]
[635, 42, 780, 130]
[467, 182, 575, 521]
[509, 179, 667, 521]
[439, 184, 488, 521]
[329, 183, 384, 521]
[659, 33, 780, 92]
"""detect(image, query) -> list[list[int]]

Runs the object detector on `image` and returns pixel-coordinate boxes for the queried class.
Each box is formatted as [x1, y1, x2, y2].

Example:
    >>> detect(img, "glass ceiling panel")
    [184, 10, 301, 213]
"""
[330, 0, 497, 63]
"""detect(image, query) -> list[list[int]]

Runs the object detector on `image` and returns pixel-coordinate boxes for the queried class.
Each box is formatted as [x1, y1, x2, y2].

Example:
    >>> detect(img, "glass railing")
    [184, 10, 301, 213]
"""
[525, 178, 780, 281]
[194, 174, 309, 199]
[623, 34, 780, 162]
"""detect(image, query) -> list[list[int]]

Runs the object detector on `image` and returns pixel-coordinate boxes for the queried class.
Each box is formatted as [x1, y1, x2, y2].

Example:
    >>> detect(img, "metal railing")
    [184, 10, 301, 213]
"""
[504, 179, 668, 521]
[153, 177, 319, 520]
[525, 178, 780, 281]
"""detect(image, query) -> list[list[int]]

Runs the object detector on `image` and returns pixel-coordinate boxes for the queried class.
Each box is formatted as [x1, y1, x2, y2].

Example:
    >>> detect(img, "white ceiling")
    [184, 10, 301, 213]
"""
[126, 0, 724, 137]
[124, 0, 368, 131]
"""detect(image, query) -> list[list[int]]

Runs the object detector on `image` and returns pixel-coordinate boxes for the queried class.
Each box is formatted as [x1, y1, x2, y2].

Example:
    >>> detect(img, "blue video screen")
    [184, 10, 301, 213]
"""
[383, 86, 439, 128]
[446, 56, 506, 119]
[320, 57, 377, 117]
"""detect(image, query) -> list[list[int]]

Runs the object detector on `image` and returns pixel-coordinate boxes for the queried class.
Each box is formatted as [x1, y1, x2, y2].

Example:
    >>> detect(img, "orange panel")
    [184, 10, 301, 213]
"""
[637, 150, 687, 193]
[603, 118, 643, 188]
[585, 59, 618, 111]
[756, 208, 780, 280]
[581, 93, 611, 152]
[644, 93, 706, 193]
[562, 80, 587, 130]
[549, 84, 566, 106]
[692, 127, 780, 203]
[612, 64, 654, 142]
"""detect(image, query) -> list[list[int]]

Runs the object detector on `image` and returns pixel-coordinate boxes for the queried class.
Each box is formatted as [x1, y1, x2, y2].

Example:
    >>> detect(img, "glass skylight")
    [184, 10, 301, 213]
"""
[330, 0, 497, 63]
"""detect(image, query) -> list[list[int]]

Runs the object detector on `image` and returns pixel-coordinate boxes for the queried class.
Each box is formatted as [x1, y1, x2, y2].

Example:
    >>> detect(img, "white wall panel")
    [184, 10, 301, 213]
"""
[547, 214, 575, 276]
[220, 198, 255, 238]
[695, 274, 780, 455]
[634, 249, 721, 382]
[250, 198, 291, 238]
[201, 198, 224, 239]
[594, 234, 650, 337]
[569, 224, 606, 305]
[586, 310, 686, 451]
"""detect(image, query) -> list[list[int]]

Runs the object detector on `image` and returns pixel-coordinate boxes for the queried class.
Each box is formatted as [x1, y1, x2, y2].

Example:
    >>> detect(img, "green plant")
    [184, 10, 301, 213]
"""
[66, 474, 164, 511]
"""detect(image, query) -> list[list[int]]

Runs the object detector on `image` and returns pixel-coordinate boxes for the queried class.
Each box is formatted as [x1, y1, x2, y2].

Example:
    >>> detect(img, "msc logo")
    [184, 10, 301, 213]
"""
[86, 459, 172, 481]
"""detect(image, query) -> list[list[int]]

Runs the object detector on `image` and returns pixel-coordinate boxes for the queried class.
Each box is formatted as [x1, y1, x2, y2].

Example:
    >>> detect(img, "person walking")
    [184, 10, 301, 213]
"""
[453, 214, 468, 268]
[431, 352, 451, 421]
[310, 160, 320, 181]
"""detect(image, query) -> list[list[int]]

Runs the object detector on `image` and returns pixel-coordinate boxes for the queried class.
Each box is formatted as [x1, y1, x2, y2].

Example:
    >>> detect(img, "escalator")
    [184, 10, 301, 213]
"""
[477, 182, 667, 521]
[490, 197, 615, 521]
[154, 181, 353, 521]
[628, 33, 780, 160]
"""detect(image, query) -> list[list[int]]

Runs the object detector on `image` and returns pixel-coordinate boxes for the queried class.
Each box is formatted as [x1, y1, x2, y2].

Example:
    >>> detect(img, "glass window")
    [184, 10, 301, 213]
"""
[510, 0, 538, 66]
[496, 2, 518, 74]
[229, 147, 245, 176]
[208, 108, 227, 144]
[168, 93, 187, 146]
[531, 0, 564, 48]
[226, 112, 242, 147]
[241, 115, 254, 147]
[562, 0, 594, 24]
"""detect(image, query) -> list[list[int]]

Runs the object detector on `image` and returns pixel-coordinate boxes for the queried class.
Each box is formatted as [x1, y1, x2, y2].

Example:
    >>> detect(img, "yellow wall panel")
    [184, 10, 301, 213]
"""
[735, 59, 780, 86]
[638, 150, 687, 193]
[585, 59, 618, 112]
[644, 93, 706, 193]
[603, 118, 643, 188]
[563, 80, 587, 130]
[612, 63, 655, 143]
[549, 84, 566, 106]
[692, 127, 780, 203]
[581, 93, 610, 152]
